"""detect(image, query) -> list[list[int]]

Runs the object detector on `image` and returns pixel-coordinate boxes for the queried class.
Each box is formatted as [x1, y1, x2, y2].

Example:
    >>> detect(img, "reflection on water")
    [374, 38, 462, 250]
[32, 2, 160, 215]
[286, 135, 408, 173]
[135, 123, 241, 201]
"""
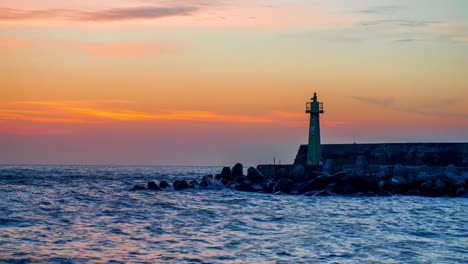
[0, 166, 467, 263]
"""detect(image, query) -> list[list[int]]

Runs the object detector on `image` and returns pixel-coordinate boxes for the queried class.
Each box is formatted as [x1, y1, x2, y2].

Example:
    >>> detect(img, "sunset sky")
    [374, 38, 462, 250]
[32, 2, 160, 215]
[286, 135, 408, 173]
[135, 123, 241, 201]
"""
[1, 0, 467, 165]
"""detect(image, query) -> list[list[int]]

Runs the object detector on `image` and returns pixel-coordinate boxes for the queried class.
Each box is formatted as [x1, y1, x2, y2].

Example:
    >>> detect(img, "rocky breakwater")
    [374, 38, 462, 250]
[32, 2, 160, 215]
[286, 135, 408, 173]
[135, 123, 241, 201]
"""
[132, 157, 468, 198]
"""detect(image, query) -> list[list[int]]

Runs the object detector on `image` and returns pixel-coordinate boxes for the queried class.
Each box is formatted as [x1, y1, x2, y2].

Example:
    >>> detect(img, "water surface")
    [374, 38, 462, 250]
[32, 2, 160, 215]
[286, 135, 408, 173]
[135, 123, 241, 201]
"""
[0, 166, 466, 263]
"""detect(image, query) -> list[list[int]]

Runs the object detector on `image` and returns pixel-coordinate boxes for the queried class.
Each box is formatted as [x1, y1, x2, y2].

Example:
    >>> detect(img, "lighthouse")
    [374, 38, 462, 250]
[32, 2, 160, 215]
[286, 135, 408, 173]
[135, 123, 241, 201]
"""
[305, 93, 324, 165]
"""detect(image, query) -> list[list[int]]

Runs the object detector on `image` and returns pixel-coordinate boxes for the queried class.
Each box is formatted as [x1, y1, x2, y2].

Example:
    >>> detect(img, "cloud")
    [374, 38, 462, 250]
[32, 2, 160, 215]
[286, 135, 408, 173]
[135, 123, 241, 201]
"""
[351, 96, 395, 108]
[358, 19, 438, 29]
[452, 36, 468, 43]
[353, 5, 437, 29]
[352, 5, 468, 44]
[0, 37, 177, 58]
[0, 2, 357, 30]
[351, 96, 468, 119]
[0, 6, 198, 22]
[2, 101, 351, 134]
[355, 6, 400, 15]
[78, 6, 198, 21]
[0, 37, 40, 50]
[398, 108, 468, 119]
[271, 111, 304, 119]
[80, 41, 174, 57]
[282, 30, 362, 43]
[0, 101, 274, 123]
[394, 38, 419, 43]
[324, 121, 351, 127]
[424, 22, 468, 43]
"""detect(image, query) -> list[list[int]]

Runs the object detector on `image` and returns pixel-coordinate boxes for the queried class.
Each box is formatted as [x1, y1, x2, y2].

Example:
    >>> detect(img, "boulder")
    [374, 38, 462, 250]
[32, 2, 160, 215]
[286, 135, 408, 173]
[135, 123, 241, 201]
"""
[214, 174, 222, 181]
[408, 165, 433, 188]
[250, 183, 264, 192]
[188, 180, 199, 189]
[220, 167, 233, 181]
[273, 178, 295, 194]
[355, 155, 368, 175]
[413, 172, 436, 185]
[173, 180, 189, 190]
[224, 180, 237, 189]
[333, 171, 357, 194]
[373, 171, 388, 182]
[234, 179, 258, 192]
[216, 178, 229, 186]
[159, 180, 170, 189]
[419, 165, 433, 175]
[263, 181, 276, 193]
[246, 167, 267, 183]
[391, 176, 407, 186]
[431, 175, 450, 196]
[131, 184, 145, 191]
[445, 172, 465, 187]
[377, 178, 395, 192]
[446, 164, 457, 174]
[405, 189, 419, 196]
[313, 175, 337, 190]
[377, 166, 393, 179]
[305, 166, 321, 181]
[296, 180, 319, 194]
[231, 163, 244, 178]
[381, 177, 407, 194]
[455, 187, 468, 198]
[351, 174, 379, 193]
[200, 175, 213, 187]
[322, 159, 337, 175]
[304, 190, 321, 196]
[324, 182, 337, 195]
[377, 189, 392, 196]
[210, 179, 225, 189]
[288, 165, 306, 182]
[418, 180, 433, 196]
[393, 164, 407, 184]
[147, 181, 160, 190]
[339, 181, 357, 195]
[442, 164, 464, 187]
[256, 165, 275, 178]
[315, 189, 333, 196]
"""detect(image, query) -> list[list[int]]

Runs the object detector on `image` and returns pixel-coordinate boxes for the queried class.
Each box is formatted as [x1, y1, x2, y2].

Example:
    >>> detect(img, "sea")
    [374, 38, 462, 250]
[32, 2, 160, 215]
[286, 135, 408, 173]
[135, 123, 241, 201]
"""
[0, 165, 466, 263]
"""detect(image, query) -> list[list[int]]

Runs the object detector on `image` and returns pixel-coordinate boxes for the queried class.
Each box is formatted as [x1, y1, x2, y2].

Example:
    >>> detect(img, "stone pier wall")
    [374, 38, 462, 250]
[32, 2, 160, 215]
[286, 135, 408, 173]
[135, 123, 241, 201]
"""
[294, 143, 468, 167]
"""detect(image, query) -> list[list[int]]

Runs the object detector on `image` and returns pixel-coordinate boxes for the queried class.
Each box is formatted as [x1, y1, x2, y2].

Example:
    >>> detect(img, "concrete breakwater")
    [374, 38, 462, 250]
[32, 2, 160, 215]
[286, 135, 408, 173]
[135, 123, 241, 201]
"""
[294, 143, 468, 167]
[132, 158, 468, 197]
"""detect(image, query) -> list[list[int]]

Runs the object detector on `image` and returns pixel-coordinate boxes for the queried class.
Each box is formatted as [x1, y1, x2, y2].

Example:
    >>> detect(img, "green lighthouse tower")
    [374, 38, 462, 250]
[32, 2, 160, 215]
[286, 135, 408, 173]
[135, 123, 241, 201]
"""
[305, 93, 324, 165]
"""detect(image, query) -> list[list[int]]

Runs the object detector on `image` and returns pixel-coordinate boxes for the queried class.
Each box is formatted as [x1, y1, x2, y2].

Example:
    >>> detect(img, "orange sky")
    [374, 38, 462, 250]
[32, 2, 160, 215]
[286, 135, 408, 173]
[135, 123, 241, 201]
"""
[1, 0, 467, 165]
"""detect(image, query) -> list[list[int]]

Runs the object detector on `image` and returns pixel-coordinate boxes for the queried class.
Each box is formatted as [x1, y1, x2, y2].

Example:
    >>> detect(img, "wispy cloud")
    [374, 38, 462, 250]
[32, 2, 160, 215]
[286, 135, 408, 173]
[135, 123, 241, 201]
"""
[0, 2, 356, 30]
[351, 96, 395, 108]
[398, 108, 468, 119]
[79, 6, 197, 21]
[351, 96, 468, 119]
[354, 5, 437, 29]
[354, 5, 400, 15]
[0, 6, 198, 22]
[0, 100, 354, 134]
[424, 22, 468, 43]
[80, 41, 175, 57]
[453, 36, 468, 43]
[0, 37, 40, 50]
[352, 5, 468, 44]
[358, 19, 438, 29]
[0, 101, 273, 124]
[0, 37, 177, 58]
